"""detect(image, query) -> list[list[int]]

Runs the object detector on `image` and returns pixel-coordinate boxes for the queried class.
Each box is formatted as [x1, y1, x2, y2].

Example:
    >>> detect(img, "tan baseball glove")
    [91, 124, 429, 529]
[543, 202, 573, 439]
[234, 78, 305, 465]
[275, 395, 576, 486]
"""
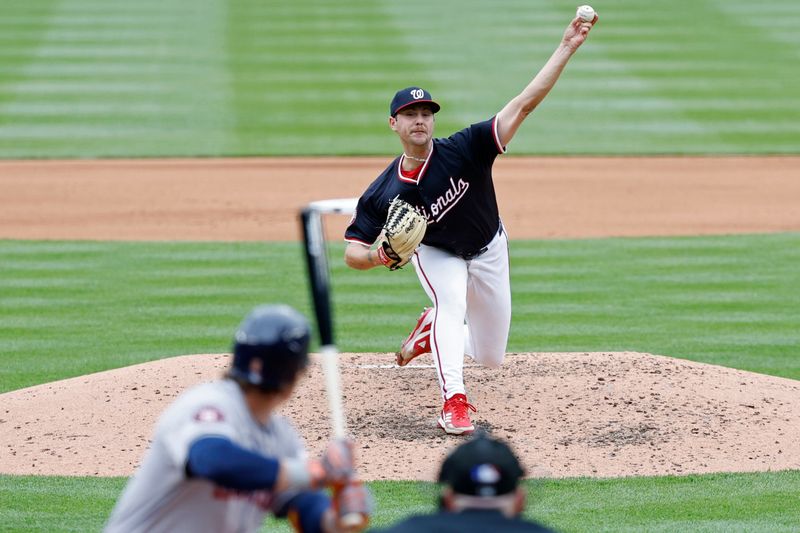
[376, 197, 427, 270]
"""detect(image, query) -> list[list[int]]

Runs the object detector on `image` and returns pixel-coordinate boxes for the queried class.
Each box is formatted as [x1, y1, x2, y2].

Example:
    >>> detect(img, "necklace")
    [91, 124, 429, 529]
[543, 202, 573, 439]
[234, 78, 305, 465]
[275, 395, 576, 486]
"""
[404, 141, 432, 163]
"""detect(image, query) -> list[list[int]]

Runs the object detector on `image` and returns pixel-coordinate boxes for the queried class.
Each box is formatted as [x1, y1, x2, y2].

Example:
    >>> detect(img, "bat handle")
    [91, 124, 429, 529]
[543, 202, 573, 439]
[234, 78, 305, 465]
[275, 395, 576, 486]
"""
[320, 349, 365, 530]
[320, 344, 345, 439]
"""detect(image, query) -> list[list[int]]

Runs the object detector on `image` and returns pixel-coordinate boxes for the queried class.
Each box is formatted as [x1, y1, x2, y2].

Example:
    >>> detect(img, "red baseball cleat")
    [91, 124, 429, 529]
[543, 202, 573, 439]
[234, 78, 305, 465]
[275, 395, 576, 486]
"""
[395, 307, 434, 366]
[438, 393, 476, 435]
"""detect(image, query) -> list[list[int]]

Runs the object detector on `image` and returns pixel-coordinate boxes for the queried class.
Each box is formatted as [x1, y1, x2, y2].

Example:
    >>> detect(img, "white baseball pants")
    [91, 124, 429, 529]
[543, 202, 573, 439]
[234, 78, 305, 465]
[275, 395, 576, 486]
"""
[412, 226, 511, 400]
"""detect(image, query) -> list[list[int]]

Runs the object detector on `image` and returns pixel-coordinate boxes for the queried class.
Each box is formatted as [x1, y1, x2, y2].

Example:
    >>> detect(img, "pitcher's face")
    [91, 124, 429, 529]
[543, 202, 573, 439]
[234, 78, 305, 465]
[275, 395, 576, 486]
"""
[390, 104, 435, 147]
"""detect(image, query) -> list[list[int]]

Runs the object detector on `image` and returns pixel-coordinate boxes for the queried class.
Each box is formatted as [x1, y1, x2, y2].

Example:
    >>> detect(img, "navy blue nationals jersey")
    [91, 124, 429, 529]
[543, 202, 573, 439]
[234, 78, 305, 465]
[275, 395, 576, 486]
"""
[345, 117, 505, 258]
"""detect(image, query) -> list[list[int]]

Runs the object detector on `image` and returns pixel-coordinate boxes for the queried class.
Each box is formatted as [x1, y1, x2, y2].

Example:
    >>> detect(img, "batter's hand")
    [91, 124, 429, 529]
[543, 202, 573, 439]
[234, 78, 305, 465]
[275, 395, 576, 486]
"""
[309, 439, 355, 488]
[332, 481, 373, 532]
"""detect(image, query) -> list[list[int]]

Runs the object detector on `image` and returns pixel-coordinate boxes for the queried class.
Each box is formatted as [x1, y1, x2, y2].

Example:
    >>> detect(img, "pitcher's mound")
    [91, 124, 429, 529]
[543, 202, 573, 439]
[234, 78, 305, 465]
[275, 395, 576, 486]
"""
[1, 352, 798, 480]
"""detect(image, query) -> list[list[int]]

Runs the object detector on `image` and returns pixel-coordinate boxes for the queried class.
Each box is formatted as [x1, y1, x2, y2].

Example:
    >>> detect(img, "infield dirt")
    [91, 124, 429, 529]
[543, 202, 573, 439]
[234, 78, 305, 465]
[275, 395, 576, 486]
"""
[1, 156, 799, 480]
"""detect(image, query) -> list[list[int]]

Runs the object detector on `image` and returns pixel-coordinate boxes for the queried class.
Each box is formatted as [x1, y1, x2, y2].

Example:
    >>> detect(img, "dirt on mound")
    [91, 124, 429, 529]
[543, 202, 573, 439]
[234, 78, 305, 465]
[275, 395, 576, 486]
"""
[1, 352, 797, 480]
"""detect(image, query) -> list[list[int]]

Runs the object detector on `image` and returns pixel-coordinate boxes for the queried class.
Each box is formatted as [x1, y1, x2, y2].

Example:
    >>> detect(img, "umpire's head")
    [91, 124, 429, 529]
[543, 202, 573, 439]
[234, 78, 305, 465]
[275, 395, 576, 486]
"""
[437, 431, 526, 517]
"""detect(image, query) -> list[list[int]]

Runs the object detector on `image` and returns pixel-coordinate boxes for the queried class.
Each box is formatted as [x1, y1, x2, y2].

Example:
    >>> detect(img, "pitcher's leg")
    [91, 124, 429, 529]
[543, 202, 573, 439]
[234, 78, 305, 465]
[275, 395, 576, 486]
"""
[413, 245, 468, 399]
[465, 229, 511, 368]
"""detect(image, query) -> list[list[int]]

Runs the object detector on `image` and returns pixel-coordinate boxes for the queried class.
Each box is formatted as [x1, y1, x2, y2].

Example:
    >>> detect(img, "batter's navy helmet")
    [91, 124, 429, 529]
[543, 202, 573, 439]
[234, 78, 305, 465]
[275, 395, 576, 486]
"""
[228, 304, 311, 392]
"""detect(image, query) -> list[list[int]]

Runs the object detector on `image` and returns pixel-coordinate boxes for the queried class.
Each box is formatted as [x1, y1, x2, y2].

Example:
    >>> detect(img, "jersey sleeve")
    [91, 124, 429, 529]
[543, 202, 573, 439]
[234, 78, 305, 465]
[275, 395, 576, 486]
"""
[278, 491, 330, 533]
[344, 191, 385, 246]
[266, 416, 312, 512]
[270, 414, 308, 461]
[185, 436, 282, 490]
[158, 392, 239, 469]
[449, 116, 506, 168]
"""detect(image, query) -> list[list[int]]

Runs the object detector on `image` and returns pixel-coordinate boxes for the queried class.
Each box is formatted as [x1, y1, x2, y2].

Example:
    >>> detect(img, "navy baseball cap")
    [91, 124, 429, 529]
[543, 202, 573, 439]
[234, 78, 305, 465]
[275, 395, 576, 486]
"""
[438, 432, 525, 497]
[390, 86, 440, 116]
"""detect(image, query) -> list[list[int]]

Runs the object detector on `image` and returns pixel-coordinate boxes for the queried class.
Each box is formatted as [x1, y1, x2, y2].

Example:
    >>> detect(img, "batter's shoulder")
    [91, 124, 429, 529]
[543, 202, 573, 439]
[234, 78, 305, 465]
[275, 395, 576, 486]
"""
[264, 414, 306, 457]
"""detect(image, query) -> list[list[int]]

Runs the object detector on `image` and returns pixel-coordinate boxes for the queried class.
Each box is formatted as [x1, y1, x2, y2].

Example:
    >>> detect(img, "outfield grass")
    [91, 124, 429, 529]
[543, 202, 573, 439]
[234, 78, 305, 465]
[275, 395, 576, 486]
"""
[1, 0, 799, 157]
[2, 471, 798, 532]
[530, 471, 800, 533]
[2, 233, 799, 393]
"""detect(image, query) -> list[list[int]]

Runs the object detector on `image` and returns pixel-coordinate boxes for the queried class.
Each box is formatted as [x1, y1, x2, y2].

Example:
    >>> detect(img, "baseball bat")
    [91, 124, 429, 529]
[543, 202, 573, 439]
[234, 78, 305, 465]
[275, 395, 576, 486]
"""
[300, 201, 368, 530]
[300, 206, 345, 438]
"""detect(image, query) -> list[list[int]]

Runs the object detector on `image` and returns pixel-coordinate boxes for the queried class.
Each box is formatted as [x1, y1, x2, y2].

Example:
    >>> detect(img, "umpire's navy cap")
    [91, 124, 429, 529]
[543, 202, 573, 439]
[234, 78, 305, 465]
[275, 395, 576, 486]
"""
[438, 431, 525, 497]
[390, 86, 440, 116]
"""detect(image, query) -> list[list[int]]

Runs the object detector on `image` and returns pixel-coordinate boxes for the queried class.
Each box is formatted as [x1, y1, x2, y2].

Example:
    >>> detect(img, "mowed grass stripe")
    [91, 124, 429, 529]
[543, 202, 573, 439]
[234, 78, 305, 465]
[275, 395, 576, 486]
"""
[509, 233, 799, 376]
[0, 241, 309, 392]
[1, 471, 798, 533]
[531, 470, 800, 533]
[0, 0, 237, 157]
[226, 0, 412, 155]
[378, 0, 723, 154]
[509, 0, 798, 153]
[0, 0, 59, 97]
[1, 234, 799, 392]
[3, 0, 797, 156]
[712, 0, 800, 46]
[585, 0, 800, 153]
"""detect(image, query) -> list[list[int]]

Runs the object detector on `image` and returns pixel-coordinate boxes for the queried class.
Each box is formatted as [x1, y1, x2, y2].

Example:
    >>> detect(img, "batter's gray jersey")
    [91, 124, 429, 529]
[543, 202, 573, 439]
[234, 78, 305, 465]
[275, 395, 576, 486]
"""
[104, 379, 306, 533]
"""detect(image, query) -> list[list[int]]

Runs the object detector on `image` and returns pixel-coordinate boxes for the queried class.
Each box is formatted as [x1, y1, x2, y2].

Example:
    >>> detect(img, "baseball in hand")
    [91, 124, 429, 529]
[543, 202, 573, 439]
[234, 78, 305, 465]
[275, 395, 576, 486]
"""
[576, 5, 596, 22]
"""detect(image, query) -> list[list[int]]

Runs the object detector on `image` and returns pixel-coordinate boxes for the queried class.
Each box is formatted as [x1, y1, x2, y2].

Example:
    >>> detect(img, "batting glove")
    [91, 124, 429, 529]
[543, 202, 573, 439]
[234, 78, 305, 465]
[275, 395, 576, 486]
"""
[333, 481, 373, 532]
[309, 438, 355, 488]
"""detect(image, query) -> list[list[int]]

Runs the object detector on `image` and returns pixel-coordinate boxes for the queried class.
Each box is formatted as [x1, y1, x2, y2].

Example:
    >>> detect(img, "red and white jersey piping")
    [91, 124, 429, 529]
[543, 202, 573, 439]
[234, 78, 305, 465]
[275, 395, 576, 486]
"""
[491, 115, 507, 154]
[396, 145, 433, 185]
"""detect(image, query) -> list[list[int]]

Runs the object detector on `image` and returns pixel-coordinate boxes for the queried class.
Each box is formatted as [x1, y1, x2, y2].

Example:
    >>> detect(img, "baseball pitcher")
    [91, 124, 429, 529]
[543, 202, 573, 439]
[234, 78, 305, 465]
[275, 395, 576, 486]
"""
[344, 12, 598, 434]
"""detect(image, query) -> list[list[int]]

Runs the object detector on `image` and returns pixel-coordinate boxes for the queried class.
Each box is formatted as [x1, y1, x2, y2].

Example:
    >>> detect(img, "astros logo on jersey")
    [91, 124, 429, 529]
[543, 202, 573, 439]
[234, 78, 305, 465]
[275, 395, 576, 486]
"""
[193, 406, 225, 423]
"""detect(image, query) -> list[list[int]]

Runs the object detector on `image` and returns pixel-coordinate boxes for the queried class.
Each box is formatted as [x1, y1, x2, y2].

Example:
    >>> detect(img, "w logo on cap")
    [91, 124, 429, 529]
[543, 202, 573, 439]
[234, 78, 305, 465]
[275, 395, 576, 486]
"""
[390, 86, 441, 116]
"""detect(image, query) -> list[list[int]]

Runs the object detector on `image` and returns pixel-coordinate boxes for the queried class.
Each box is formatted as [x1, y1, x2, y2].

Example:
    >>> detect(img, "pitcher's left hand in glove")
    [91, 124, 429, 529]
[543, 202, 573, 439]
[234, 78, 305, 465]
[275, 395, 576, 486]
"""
[376, 197, 427, 270]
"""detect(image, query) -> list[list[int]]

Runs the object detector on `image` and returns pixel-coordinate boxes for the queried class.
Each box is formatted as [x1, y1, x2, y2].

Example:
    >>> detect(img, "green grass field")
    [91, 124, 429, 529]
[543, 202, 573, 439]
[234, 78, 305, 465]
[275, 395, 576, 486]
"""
[2, 234, 799, 393]
[1, 0, 799, 157]
[1, 0, 799, 531]
[2, 471, 800, 533]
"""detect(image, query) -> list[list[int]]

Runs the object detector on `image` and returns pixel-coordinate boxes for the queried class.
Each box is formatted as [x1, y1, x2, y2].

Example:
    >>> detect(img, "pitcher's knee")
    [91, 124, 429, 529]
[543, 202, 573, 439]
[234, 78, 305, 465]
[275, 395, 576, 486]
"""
[474, 350, 505, 368]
